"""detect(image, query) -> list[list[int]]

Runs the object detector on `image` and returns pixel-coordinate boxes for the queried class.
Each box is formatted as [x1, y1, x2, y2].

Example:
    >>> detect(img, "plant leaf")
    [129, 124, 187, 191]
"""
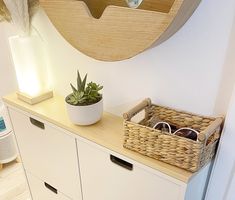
[77, 70, 82, 91]
[69, 70, 103, 105]
[70, 83, 77, 93]
[97, 86, 103, 91]
[78, 91, 84, 98]
[81, 74, 87, 92]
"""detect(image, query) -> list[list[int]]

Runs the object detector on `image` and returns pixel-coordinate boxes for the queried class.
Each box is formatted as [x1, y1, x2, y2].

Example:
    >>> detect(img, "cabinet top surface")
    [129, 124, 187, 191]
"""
[3, 93, 194, 183]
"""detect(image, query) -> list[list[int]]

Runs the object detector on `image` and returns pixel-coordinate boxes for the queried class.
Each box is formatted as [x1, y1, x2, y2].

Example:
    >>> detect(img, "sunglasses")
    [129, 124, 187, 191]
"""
[153, 122, 199, 141]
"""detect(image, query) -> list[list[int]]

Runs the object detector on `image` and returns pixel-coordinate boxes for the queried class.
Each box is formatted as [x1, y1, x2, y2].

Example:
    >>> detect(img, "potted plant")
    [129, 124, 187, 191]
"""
[65, 70, 103, 125]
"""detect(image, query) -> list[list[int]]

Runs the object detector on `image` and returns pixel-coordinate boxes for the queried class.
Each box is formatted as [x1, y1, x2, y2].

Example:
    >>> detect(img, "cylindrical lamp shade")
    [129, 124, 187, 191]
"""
[9, 35, 51, 97]
[0, 104, 17, 164]
[0, 132, 17, 164]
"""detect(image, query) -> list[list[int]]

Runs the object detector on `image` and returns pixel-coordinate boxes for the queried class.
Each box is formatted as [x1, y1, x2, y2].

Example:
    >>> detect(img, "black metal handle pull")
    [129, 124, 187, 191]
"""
[110, 155, 133, 171]
[44, 182, 57, 194]
[30, 117, 45, 129]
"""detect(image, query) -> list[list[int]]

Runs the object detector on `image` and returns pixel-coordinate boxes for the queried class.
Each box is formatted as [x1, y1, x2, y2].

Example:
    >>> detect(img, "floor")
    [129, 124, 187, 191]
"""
[0, 161, 31, 200]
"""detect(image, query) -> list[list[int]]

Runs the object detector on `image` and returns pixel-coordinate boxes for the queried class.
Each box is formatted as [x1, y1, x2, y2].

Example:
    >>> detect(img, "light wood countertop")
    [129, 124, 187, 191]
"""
[3, 93, 195, 183]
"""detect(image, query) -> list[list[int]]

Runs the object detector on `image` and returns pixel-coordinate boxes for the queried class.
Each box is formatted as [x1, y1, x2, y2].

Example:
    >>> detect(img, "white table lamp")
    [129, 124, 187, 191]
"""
[9, 34, 53, 104]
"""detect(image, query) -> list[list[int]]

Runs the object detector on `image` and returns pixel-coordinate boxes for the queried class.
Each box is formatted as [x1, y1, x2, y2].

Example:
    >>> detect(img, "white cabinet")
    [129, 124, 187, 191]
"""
[8, 108, 82, 200]
[26, 172, 72, 200]
[5, 99, 211, 200]
[77, 139, 183, 200]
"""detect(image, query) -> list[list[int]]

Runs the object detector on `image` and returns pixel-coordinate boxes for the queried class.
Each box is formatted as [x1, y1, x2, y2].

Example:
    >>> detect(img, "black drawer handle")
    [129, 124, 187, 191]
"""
[110, 155, 133, 171]
[30, 117, 45, 129]
[44, 182, 57, 194]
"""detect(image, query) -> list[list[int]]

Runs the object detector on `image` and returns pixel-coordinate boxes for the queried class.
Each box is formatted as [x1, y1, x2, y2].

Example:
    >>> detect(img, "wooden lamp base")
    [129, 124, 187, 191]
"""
[17, 91, 53, 105]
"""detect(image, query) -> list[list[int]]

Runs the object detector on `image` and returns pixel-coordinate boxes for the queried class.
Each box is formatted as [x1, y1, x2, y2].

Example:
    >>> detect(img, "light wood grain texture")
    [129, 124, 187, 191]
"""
[198, 118, 223, 142]
[0, 162, 29, 200]
[17, 91, 53, 105]
[76, 0, 175, 18]
[13, 190, 31, 200]
[0, 159, 19, 171]
[16, 157, 22, 163]
[123, 98, 151, 120]
[39, 0, 201, 61]
[3, 92, 194, 182]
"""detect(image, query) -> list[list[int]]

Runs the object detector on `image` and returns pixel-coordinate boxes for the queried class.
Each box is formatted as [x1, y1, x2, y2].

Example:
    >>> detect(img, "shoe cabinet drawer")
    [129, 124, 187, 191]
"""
[77, 139, 182, 200]
[9, 108, 82, 200]
[26, 172, 72, 200]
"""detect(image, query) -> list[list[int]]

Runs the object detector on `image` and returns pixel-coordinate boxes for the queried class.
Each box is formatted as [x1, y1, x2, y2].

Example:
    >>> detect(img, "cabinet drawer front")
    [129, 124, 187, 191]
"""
[26, 172, 71, 200]
[77, 140, 181, 200]
[9, 108, 82, 200]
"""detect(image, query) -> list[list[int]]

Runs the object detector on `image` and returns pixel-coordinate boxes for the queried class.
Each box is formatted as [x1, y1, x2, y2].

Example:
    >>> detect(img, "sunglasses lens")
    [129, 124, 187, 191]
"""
[154, 123, 170, 133]
[175, 129, 198, 141]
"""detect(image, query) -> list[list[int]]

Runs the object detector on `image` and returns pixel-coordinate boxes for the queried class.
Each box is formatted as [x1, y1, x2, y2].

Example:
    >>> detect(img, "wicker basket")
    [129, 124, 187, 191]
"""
[123, 98, 223, 172]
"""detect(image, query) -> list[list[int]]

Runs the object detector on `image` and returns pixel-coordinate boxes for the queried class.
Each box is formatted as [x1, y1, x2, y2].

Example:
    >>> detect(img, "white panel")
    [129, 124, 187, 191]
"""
[206, 87, 235, 200]
[185, 163, 212, 200]
[225, 161, 235, 200]
[26, 172, 71, 200]
[0, 132, 17, 163]
[77, 139, 181, 200]
[9, 108, 82, 200]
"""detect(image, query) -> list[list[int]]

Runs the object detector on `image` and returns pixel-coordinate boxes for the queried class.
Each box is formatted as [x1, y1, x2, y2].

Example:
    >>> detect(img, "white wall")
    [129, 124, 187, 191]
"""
[214, 10, 235, 115]
[30, 0, 235, 117]
[206, 85, 235, 200]
[204, 8, 235, 199]
[0, 23, 17, 100]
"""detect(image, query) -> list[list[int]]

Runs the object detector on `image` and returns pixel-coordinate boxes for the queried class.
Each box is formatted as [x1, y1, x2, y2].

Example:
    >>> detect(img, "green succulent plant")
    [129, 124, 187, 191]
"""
[66, 70, 103, 106]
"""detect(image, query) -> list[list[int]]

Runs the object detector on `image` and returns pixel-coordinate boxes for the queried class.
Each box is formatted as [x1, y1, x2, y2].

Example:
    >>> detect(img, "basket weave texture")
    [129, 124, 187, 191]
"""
[123, 99, 223, 172]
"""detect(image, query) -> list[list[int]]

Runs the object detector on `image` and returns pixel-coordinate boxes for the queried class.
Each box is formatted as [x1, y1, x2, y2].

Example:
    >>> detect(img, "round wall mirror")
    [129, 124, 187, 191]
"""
[40, 0, 202, 61]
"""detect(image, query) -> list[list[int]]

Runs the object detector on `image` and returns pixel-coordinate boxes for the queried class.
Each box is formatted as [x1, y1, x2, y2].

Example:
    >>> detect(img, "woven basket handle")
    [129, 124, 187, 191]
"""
[123, 98, 151, 121]
[198, 117, 223, 143]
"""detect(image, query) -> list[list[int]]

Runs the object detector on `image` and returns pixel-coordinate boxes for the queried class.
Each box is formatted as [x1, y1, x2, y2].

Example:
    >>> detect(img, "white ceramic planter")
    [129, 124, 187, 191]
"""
[66, 99, 103, 125]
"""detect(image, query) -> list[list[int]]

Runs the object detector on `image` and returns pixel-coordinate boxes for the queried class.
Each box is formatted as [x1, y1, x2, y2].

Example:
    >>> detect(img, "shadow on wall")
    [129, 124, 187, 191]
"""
[213, 12, 235, 115]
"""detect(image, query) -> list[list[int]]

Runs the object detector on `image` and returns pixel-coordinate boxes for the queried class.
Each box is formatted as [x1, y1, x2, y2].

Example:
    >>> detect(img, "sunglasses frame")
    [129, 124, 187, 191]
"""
[153, 122, 200, 141]
[153, 121, 172, 133]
